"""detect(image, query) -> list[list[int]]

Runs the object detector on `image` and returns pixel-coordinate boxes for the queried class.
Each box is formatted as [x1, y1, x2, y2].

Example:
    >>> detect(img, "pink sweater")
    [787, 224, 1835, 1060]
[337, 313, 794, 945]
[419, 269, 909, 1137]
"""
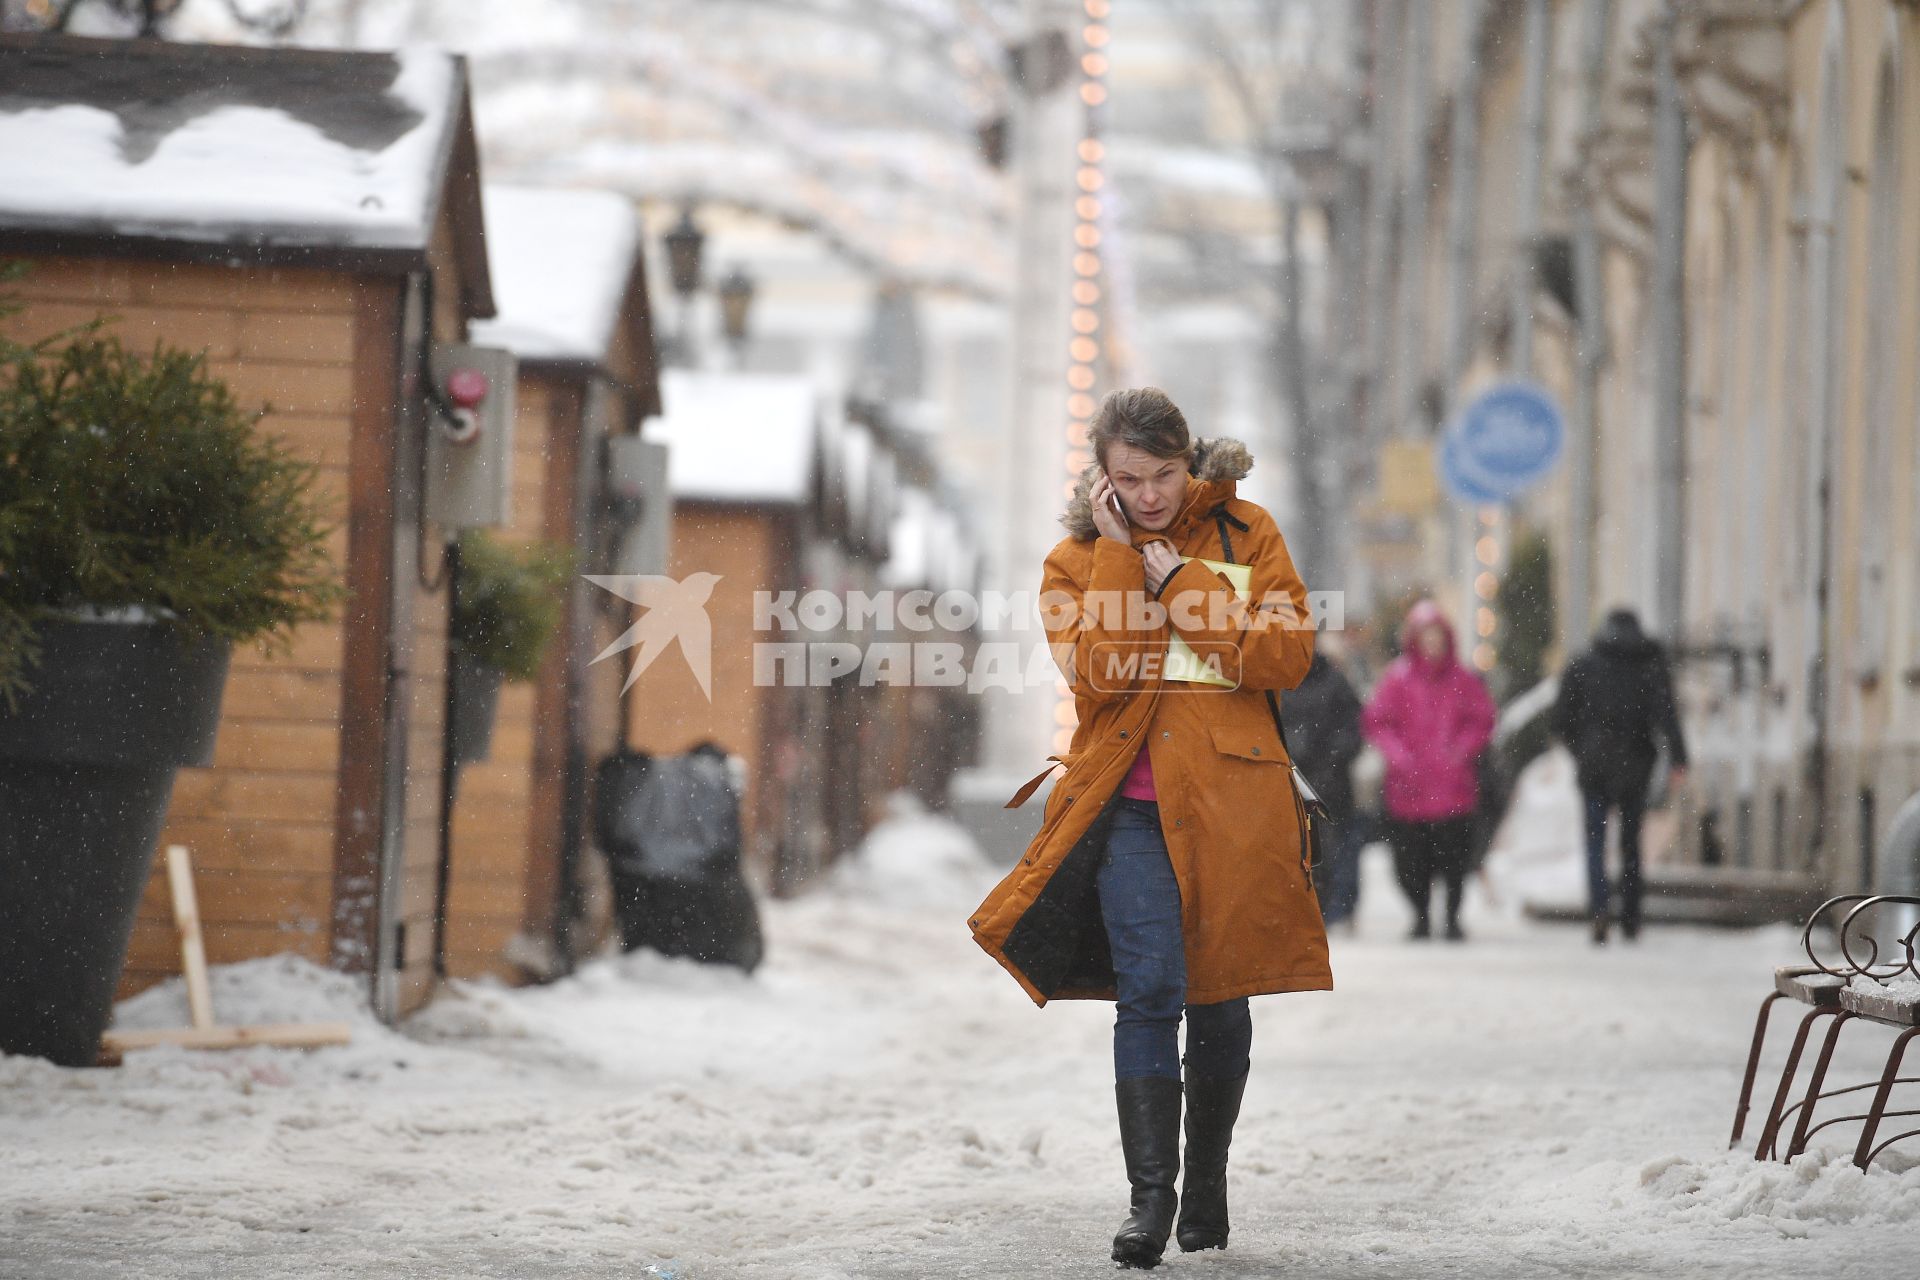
[1119, 742, 1156, 800]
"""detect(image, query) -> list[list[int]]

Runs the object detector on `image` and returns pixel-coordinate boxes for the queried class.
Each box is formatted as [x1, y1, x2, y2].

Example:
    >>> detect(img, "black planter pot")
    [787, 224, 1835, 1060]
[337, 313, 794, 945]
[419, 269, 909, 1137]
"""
[0, 616, 231, 1066]
[448, 648, 504, 768]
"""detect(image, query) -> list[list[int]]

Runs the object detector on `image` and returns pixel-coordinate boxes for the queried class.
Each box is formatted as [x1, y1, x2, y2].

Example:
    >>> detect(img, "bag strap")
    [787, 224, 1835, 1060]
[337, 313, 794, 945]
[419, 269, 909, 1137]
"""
[1210, 509, 1298, 762]
[1214, 509, 1320, 881]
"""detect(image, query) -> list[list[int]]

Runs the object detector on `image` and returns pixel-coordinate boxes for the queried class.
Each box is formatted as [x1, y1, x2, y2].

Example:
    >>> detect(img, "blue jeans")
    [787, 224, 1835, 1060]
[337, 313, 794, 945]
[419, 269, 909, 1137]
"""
[1583, 789, 1646, 927]
[1318, 817, 1366, 925]
[1097, 797, 1252, 1082]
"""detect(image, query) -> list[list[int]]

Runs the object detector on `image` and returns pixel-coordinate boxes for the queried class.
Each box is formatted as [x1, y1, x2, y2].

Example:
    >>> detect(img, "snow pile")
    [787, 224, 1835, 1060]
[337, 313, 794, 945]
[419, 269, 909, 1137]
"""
[111, 953, 375, 1034]
[1634, 1148, 1920, 1229]
[826, 791, 998, 910]
[1480, 744, 1588, 913]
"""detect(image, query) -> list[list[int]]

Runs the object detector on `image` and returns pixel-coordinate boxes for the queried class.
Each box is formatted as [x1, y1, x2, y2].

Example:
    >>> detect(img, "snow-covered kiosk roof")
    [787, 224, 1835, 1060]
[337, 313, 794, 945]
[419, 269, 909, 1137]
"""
[880, 485, 938, 591]
[0, 33, 492, 316]
[644, 369, 818, 505]
[469, 185, 649, 374]
[881, 486, 979, 600]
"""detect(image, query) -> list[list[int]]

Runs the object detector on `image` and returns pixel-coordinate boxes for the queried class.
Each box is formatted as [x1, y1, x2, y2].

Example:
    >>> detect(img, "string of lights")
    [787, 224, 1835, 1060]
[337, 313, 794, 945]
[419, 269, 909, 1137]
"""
[1055, 0, 1112, 757]
[1472, 506, 1502, 672]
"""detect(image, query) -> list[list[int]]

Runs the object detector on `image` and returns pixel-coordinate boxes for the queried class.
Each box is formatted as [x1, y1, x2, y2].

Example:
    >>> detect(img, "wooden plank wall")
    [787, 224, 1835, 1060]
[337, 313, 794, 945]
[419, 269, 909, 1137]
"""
[0, 256, 360, 996]
[442, 375, 563, 980]
[624, 507, 783, 872]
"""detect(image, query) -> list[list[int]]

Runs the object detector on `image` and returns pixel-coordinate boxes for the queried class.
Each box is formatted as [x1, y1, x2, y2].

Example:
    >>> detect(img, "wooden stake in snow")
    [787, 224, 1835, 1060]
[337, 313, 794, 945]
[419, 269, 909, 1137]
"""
[100, 845, 352, 1056]
[166, 844, 216, 1032]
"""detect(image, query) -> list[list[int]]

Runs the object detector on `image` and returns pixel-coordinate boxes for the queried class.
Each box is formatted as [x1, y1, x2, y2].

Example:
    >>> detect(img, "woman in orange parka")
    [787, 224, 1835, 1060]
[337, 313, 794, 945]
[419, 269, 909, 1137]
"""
[969, 388, 1327, 1269]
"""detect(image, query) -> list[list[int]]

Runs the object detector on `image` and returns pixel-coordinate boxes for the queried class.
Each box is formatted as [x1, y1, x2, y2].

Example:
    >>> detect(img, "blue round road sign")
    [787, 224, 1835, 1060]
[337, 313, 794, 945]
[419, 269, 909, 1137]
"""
[1439, 429, 1505, 506]
[1446, 382, 1565, 500]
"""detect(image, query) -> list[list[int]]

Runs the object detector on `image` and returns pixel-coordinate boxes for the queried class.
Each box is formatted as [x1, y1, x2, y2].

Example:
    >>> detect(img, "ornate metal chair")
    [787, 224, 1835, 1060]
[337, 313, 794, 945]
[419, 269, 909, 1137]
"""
[1736, 894, 1920, 1170]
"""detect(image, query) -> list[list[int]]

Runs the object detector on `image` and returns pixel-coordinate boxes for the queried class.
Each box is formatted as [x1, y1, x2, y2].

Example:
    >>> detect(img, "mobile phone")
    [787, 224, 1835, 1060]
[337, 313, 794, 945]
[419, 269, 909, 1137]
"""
[1108, 490, 1127, 522]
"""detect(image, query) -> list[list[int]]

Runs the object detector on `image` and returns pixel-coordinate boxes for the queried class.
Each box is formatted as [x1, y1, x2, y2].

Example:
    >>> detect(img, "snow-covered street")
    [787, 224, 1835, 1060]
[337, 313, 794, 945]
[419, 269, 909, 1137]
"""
[5, 774, 1919, 1279]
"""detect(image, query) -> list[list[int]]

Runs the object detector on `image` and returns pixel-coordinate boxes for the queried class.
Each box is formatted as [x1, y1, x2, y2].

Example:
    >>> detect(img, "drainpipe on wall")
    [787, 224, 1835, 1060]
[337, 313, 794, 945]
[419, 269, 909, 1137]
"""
[1277, 189, 1324, 577]
[1511, 0, 1552, 374]
[1361, 0, 1401, 451]
[1393, 0, 1435, 440]
[1444, 0, 1486, 397]
[1567, 0, 1613, 642]
[372, 268, 437, 1026]
[1650, 0, 1689, 645]
[1444, 1, 1488, 641]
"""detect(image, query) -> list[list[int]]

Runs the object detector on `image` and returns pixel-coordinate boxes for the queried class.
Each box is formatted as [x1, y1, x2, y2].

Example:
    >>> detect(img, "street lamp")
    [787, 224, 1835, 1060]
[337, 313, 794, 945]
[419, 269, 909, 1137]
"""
[662, 207, 705, 366]
[717, 265, 756, 358]
[664, 206, 705, 298]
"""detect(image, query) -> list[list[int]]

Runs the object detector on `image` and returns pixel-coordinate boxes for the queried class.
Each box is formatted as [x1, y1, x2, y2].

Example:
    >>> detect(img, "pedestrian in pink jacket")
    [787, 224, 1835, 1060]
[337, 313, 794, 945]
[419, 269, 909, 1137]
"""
[1360, 601, 1497, 941]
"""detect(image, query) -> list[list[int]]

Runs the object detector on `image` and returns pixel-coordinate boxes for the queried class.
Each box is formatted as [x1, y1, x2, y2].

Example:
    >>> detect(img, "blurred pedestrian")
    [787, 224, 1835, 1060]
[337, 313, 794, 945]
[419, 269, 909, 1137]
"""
[1360, 601, 1496, 941]
[1284, 642, 1365, 927]
[970, 387, 1324, 1268]
[1549, 607, 1690, 944]
[592, 740, 765, 972]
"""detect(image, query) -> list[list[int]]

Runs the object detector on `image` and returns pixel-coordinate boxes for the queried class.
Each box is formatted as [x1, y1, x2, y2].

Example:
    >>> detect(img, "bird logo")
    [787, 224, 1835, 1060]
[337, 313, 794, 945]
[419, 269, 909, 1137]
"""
[584, 572, 723, 700]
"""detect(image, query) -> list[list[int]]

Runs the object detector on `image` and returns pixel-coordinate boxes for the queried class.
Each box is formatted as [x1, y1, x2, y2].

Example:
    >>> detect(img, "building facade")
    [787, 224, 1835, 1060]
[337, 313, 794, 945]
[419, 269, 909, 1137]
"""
[1348, 0, 1920, 890]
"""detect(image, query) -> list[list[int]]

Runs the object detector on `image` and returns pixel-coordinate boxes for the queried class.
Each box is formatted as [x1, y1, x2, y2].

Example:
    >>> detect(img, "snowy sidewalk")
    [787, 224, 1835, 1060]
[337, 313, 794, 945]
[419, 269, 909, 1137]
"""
[4, 794, 1919, 1279]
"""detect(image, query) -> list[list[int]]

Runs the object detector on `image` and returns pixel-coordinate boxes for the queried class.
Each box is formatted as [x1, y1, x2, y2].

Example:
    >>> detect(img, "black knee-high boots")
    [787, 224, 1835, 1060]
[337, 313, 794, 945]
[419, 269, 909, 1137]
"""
[1175, 1070, 1249, 1251]
[1111, 1076, 1183, 1268]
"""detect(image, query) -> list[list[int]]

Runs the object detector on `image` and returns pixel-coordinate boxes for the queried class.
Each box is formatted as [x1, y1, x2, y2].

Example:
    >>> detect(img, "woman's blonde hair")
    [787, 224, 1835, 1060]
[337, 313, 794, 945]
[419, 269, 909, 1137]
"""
[1089, 387, 1192, 470]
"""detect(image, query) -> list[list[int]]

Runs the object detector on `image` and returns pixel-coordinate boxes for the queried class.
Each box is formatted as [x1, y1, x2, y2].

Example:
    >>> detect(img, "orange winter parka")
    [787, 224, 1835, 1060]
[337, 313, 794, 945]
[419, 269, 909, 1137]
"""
[969, 437, 1333, 1007]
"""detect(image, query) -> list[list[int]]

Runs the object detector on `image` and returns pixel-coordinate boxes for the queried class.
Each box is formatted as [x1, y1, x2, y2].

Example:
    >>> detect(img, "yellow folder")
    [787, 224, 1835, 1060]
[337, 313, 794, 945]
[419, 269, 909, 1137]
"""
[1165, 556, 1251, 686]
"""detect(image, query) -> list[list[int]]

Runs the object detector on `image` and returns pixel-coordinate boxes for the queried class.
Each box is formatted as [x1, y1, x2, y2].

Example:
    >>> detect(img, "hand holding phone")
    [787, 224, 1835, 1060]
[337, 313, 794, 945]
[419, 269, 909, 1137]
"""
[1092, 471, 1131, 542]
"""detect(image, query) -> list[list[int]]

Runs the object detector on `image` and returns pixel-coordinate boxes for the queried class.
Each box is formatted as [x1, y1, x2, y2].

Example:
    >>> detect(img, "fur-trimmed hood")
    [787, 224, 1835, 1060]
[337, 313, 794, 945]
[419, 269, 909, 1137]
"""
[1059, 436, 1254, 541]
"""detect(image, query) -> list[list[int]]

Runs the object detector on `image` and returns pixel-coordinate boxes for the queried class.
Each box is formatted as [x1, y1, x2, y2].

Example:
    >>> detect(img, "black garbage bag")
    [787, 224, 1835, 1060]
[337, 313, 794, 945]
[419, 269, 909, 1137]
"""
[591, 741, 764, 973]
[591, 746, 654, 868]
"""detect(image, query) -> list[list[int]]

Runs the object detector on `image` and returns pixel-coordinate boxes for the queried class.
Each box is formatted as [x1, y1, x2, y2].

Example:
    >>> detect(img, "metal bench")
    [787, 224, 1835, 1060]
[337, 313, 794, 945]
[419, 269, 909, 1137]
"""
[1733, 894, 1920, 1169]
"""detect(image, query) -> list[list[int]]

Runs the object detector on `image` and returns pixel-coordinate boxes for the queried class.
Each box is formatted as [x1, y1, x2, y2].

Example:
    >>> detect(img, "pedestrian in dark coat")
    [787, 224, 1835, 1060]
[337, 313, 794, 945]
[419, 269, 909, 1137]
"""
[1283, 649, 1365, 924]
[1549, 607, 1689, 943]
[1360, 601, 1497, 941]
